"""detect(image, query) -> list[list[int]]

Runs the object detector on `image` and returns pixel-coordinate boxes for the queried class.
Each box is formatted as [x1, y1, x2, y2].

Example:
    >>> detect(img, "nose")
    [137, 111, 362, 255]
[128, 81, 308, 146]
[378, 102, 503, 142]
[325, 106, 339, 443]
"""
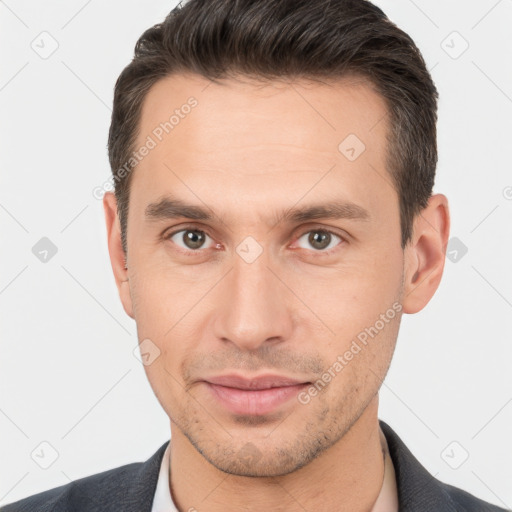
[213, 246, 294, 352]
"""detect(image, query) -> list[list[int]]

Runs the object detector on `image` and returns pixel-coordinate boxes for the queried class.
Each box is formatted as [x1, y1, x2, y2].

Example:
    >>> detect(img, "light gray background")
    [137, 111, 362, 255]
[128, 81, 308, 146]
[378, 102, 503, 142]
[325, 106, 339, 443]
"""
[1, 0, 511, 508]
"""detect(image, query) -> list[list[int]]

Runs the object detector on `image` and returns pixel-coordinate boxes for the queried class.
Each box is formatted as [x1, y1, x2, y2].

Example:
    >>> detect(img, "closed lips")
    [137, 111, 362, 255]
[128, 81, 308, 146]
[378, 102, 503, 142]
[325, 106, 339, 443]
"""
[203, 374, 310, 390]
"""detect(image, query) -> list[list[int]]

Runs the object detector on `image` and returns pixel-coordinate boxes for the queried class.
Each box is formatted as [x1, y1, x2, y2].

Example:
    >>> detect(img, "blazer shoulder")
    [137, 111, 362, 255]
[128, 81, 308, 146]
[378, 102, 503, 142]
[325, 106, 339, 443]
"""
[440, 481, 510, 512]
[0, 460, 143, 512]
[378, 419, 509, 512]
[1, 440, 169, 512]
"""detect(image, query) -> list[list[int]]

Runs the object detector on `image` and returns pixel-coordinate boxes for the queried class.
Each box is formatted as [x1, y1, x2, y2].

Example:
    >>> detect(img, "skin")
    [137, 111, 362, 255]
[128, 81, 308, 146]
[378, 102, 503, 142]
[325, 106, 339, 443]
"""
[103, 72, 450, 511]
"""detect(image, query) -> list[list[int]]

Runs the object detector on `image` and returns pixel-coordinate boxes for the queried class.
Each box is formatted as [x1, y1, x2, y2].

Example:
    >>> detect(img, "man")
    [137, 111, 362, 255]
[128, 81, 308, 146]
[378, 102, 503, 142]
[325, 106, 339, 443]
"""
[2, 0, 508, 511]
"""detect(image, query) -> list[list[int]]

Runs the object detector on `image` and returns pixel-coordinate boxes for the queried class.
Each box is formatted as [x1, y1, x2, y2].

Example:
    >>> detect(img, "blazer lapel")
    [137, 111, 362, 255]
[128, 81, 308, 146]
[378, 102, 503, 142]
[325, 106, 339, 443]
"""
[379, 420, 458, 512]
[106, 440, 170, 512]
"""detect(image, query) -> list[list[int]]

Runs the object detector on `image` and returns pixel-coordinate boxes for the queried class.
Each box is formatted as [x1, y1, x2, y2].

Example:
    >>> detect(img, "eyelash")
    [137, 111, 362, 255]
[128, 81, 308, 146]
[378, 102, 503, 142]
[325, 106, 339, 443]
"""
[163, 225, 347, 257]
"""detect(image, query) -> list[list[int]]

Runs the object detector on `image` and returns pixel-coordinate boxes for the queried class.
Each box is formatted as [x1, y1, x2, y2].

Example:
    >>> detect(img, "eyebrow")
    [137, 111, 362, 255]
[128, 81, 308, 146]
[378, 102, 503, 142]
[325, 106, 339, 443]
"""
[144, 196, 370, 225]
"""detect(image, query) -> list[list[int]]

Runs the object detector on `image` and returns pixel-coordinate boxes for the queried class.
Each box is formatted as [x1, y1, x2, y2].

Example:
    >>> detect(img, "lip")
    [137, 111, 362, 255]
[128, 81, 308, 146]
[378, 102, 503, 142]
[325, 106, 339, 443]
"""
[204, 373, 308, 390]
[202, 374, 310, 415]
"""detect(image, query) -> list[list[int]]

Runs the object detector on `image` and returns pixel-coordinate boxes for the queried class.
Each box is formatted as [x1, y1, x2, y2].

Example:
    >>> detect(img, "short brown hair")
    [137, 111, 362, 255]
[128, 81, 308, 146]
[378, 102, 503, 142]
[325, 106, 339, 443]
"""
[108, 0, 438, 255]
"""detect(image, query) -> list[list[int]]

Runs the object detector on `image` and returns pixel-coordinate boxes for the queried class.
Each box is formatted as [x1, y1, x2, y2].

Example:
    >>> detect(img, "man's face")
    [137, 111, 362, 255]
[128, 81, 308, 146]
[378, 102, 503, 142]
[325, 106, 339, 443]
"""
[119, 73, 407, 476]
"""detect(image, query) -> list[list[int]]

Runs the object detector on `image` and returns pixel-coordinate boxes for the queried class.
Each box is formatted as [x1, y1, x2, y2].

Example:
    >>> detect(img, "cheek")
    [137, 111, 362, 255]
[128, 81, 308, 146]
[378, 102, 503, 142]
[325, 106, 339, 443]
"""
[295, 257, 403, 370]
[135, 317, 194, 416]
[296, 263, 401, 335]
[128, 260, 199, 330]
[317, 305, 401, 405]
[140, 354, 188, 421]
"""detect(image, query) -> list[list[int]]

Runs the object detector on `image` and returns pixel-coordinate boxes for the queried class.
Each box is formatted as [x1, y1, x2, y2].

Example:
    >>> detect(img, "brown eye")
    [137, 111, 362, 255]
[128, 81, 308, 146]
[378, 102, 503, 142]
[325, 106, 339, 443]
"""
[295, 229, 344, 253]
[308, 231, 331, 250]
[166, 228, 214, 251]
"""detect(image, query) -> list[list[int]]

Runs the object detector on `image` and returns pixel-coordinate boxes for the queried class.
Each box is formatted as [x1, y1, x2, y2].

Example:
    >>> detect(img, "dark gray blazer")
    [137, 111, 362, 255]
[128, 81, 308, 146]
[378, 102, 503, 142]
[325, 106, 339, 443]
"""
[1, 420, 508, 511]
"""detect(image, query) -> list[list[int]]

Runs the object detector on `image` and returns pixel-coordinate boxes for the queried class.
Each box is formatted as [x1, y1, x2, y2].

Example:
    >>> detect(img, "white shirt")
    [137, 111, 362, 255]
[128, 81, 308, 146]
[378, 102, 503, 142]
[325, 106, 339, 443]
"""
[151, 429, 398, 512]
[151, 441, 177, 512]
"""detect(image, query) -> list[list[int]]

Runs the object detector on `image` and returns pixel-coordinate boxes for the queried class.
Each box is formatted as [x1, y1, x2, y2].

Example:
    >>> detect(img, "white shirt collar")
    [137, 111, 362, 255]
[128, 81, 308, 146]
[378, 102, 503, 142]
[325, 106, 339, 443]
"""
[151, 441, 178, 512]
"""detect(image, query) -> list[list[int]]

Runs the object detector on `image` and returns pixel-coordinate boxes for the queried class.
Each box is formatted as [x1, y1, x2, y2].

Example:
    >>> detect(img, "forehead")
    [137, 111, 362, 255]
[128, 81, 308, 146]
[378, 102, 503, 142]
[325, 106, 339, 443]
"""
[129, 72, 394, 225]
[137, 72, 389, 154]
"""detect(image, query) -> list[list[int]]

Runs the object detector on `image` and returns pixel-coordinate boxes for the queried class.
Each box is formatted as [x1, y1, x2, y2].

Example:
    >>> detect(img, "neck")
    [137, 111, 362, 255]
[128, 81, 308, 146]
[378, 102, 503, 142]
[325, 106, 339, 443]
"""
[168, 396, 386, 512]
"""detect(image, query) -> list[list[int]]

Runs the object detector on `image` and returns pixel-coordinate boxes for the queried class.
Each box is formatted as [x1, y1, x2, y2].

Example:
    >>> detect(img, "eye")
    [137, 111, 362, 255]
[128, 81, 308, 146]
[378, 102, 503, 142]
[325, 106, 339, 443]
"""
[163, 225, 346, 256]
[294, 228, 345, 253]
[165, 228, 216, 252]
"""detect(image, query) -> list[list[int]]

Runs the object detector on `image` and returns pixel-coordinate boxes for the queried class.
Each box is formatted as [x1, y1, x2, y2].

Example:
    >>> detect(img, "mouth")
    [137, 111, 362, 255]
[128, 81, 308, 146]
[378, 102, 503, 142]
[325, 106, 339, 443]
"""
[202, 373, 311, 415]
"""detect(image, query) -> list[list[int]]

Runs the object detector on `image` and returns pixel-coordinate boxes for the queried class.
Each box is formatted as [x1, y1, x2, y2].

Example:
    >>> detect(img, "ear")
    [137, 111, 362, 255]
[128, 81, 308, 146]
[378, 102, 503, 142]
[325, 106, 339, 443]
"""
[103, 192, 134, 319]
[402, 193, 450, 314]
